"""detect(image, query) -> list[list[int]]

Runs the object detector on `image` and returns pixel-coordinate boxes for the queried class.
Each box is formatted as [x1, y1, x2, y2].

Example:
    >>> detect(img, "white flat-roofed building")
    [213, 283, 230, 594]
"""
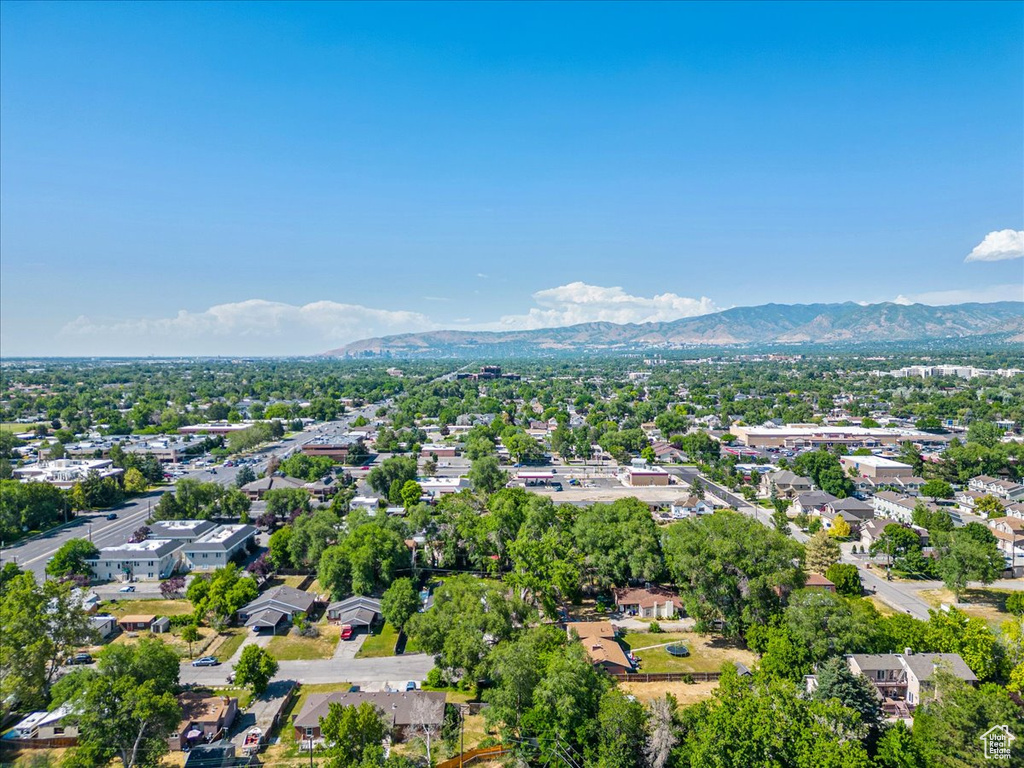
[182, 525, 258, 571]
[840, 455, 914, 480]
[418, 477, 470, 497]
[148, 519, 218, 544]
[13, 458, 124, 489]
[94, 539, 182, 582]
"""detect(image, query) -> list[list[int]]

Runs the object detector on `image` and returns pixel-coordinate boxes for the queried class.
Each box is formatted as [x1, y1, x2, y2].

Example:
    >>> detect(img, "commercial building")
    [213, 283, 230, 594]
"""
[13, 458, 123, 489]
[731, 424, 938, 450]
[181, 525, 258, 571]
[839, 455, 914, 480]
[621, 466, 671, 487]
[93, 539, 182, 582]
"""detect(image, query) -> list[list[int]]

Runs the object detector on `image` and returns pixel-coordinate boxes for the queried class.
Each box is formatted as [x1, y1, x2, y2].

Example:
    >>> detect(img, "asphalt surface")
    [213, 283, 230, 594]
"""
[179, 652, 436, 687]
[1, 405, 378, 579]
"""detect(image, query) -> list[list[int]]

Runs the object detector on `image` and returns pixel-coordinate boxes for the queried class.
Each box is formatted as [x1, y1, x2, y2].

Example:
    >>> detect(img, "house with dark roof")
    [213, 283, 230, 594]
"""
[325, 595, 382, 628]
[168, 693, 238, 752]
[238, 585, 317, 631]
[792, 491, 839, 517]
[760, 470, 813, 499]
[293, 690, 446, 742]
[240, 475, 307, 500]
[845, 651, 977, 711]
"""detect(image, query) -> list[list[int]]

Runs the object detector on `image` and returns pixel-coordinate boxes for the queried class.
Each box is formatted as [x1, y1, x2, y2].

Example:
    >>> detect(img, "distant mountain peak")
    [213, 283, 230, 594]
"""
[324, 300, 1024, 358]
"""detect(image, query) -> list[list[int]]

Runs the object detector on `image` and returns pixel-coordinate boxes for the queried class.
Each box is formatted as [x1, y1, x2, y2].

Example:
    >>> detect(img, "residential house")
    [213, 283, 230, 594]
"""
[819, 497, 875, 533]
[240, 475, 307, 501]
[845, 651, 977, 710]
[118, 614, 158, 632]
[860, 519, 929, 550]
[792, 491, 839, 518]
[988, 517, 1024, 576]
[804, 573, 837, 592]
[182, 524, 258, 571]
[90, 614, 119, 639]
[183, 742, 236, 768]
[668, 495, 714, 519]
[325, 595, 382, 629]
[238, 585, 317, 632]
[871, 491, 919, 524]
[568, 621, 633, 675]
[168, 693, 238, 752]
[293, 690, 446, 742]
[93, 539, 182, 582]
[612, 585, 683, 619]
[650, 441, 685, 463]
[11, 706, 79, 742]
[969, 475, 1024, 501]
[759, 470, 813, 499]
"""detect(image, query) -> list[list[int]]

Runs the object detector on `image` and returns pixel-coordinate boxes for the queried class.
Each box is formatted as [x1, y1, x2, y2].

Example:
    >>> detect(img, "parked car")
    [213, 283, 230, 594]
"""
[106, 513, 118, 520]
[405, 681, 417, 691]
[70, 652, 93, 665]
[119, 585, 136, 593]
[340, 625, 354, 641]
[192, 656, 220, 667]
[348, 685, 360, 692]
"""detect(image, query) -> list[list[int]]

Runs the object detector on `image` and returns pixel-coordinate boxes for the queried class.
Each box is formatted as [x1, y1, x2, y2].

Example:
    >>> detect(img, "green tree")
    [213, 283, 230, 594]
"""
[785, 590, 878, 665]
[825, 563, 862, 597]
[874, 721, 926, 768]
[122, 467, 148, 494]
[320, 701, 389, 767]
[235, 465, 257, 487]
[811, 655, 881, 731]
[45, 538, 99, 578]
[380, 578, 419, 633]
[912, 670, 1024, 767]
[267, 525, 294, 569]
[366, 456, 417, 496]
[180, 624, 201, 659]
[233, 644, 278, 696]
[937, 529, 1004, 600]
[400, 480, 423, 510]
[264, 487, 311, 518]
[920, 479, 954, 500]
[975, 494, 1005, 518]
[186, 564, 259, 625]
[804, 529, 841, 575]
[662, 511, 803, 636]
[55, 638, 181, 768]
[597, 688, 648, 768]
[574, 498, 664, 588]
[966, 420, 1004, 449]
[318, 522, 410, 599]
[0, 573, 95, 708]
[468, 455, 508, 494]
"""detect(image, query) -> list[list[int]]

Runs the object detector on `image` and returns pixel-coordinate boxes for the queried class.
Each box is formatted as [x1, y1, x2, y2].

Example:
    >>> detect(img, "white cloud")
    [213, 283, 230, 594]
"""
[891, 283, 1024, 306]
[59, 299, 435, 355]
[965, 229, 1024, 262]
[493, 281, 718, 330]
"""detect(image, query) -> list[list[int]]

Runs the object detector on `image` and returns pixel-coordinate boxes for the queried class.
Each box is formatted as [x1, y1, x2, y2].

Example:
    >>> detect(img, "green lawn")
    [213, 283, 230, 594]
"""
[265, 624, 340, 660]
[211, 629, 247, 662]
[355, 622, 400, 658]
[623, 631, 757, 674]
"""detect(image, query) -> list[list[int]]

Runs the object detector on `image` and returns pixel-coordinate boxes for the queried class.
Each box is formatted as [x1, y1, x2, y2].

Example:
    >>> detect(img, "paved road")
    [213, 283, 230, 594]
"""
[2, 405, 379, 579]
[179, 652, 435, 686]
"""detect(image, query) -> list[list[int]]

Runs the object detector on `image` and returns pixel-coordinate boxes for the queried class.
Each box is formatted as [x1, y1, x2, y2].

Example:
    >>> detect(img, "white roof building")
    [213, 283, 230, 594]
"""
[93, 539, 182, 582]
[13, 458, 124, 488]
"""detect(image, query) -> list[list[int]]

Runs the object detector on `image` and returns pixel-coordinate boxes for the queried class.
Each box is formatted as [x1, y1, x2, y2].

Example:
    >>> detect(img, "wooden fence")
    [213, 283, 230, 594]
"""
[610, 671, 722, 683]
[436, 745, 512, 767]
[0, 736, 80, 750]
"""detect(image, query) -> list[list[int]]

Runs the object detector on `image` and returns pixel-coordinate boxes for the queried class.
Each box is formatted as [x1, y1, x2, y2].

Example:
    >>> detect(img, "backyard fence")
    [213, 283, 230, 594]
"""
[436, 745, 512, 768]
[611, 671, 722, 683]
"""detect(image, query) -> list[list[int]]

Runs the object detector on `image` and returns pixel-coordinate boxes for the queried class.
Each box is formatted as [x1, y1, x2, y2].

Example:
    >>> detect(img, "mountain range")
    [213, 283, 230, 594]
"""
[324, 301, 1024, 358]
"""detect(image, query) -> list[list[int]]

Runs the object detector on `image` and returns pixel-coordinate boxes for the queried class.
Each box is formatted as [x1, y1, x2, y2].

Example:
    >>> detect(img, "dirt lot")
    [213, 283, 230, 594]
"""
[918, 587, 1015, 630]
[619, 680, 719, 707]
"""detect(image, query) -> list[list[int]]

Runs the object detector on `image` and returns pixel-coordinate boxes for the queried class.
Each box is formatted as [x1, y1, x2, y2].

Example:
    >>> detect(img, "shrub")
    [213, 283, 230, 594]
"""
[425, 666, 446, 688]
[1007, 592, 1024, 616]
[649, 621, 663, 633]
[680, 673, 695, 684]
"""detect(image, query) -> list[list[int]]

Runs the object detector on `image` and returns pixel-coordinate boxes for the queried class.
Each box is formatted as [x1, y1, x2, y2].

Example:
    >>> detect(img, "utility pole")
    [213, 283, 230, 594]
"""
[459, 704, 465, 767]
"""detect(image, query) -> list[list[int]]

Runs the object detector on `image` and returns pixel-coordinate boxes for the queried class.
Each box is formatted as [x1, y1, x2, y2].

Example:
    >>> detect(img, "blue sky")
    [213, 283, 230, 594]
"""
[1, 1, 1021, 356]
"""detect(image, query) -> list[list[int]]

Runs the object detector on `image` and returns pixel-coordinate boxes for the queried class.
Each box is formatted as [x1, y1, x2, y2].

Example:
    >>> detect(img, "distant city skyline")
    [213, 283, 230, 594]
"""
[1, 2, 1021, 356]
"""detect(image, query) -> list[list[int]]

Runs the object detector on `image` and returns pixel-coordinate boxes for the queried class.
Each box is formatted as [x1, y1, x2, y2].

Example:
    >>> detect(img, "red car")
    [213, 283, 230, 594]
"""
[340, 625, 354, 640]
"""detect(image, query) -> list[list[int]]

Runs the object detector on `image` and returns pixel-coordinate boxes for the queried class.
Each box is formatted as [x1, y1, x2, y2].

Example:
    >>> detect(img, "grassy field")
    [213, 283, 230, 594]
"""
[623, 631, 757, 674]
[208, 629, 247, 661]
[0, 422, 43, 433]
[102, 598, 194, 616]
[918, 587, 1014, 630]
[355, 622, 400, 658]
[265, 623, 341, 660]
[109, 625, 216, 659]
[262, 575, 309, 590]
